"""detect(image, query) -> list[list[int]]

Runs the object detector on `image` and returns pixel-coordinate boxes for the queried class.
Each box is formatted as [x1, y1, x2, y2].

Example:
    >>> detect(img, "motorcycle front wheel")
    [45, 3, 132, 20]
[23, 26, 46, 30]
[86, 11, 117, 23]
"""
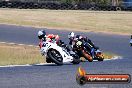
[71, 54, 80, 64]
[47, 49, 63, 65]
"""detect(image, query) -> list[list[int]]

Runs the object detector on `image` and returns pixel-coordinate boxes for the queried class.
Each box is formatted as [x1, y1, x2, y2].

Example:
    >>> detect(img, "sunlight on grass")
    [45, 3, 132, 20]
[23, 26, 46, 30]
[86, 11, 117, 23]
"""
[0, 43, 116, 66]
[0, 9, 132, 34]
[0, 43, 45, 66]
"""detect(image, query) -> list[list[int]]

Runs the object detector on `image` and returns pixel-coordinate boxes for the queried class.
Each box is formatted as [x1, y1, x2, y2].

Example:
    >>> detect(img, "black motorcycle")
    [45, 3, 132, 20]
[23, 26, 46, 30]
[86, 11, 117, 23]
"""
[72, 39, 104, 62]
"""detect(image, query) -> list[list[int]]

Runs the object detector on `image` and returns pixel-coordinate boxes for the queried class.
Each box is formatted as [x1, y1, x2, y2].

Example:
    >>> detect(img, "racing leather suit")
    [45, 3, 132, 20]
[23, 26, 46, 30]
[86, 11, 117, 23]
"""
[39, 34, 60, 49]
[46, 34, 59, 43]
[69, 35, 97, 58]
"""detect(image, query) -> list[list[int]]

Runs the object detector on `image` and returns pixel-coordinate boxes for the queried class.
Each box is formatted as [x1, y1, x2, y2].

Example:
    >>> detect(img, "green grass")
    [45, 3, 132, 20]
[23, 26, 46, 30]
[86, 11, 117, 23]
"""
[0, 9, 132, 34]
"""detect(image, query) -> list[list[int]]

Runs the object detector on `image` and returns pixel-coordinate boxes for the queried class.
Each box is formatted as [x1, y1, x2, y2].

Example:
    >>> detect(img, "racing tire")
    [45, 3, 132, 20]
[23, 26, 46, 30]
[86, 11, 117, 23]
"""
[116, 7, 122, 11]
[95, 54, 104, 61]
[71, 54, 80, 64]
[97, 57, 104, 61]
[47, 49, 63, 65]
[46, 57, 52, 63]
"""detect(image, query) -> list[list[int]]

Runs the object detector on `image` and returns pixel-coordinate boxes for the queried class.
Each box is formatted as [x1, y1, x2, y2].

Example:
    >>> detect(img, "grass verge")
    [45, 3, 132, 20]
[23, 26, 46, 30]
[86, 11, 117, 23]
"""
[0, 9, 132, 34]
[0, 43, 116, 66]
[0, 43, 45, 66]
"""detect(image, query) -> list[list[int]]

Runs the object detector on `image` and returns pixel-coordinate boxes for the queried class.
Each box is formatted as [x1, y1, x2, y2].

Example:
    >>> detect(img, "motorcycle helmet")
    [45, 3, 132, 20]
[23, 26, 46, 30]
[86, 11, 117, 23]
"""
[68, 32, 75, 39]
[38, 30, 46, 39]
[76, 35, 83, 40]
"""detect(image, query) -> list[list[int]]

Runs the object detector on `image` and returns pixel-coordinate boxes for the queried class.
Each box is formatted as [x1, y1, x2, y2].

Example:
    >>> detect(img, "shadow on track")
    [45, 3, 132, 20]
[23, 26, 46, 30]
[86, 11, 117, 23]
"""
[32, 63, 79, 67]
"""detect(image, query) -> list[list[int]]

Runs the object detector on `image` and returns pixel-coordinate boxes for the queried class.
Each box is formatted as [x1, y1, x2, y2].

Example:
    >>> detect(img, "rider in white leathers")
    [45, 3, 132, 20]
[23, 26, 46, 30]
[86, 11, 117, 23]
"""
[38, 30, 60, 48]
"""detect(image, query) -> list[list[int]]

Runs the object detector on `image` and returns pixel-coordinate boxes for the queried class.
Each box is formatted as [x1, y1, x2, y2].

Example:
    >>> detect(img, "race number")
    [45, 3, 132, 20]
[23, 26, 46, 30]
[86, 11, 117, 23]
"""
[42, 42, 47, 47]
[76, 41, 82, 46]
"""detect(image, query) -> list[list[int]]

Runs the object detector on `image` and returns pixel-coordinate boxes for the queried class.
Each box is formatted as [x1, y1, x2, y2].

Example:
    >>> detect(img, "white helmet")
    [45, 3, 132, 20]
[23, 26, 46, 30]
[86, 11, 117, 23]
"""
[38, 30, 46, 39]
[38, 30, 43, 36]
[68, 32, 75, 39]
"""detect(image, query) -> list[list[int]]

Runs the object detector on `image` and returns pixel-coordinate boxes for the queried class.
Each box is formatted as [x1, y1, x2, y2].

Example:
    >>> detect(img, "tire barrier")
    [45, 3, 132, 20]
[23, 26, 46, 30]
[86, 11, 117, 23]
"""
[0, 1, 131, 11]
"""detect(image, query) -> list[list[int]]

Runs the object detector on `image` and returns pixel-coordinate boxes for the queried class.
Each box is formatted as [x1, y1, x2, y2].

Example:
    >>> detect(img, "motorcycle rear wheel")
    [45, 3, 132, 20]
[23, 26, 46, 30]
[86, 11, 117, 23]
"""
[95, 54, 104, 61]
[97, 57, 104, 61]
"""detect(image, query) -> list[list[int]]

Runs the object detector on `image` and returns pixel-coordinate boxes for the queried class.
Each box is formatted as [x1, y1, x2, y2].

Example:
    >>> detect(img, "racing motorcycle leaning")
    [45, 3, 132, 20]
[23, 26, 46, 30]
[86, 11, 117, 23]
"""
[39, 39, 80, 65]
[72, 38, 104, 62]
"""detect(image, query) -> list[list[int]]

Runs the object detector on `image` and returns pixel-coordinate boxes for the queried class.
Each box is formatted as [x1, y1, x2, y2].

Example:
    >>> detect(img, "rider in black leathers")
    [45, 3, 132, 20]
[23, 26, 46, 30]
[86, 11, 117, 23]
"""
[68, 32, 98, 58]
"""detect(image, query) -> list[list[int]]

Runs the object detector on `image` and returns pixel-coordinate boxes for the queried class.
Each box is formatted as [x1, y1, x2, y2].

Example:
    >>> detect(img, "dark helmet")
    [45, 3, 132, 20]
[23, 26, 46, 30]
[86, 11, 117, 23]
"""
[76, 35, 83, 40]
[38, 30, 46, 39]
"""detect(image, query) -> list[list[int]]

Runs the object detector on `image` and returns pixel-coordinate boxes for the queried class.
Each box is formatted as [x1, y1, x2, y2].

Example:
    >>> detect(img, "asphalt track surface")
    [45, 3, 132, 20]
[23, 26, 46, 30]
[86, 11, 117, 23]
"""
[0, 24, 132, 88]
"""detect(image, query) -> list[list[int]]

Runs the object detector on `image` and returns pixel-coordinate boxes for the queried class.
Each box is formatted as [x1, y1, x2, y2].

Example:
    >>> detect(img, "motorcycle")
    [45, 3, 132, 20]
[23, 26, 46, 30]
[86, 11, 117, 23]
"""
[73, 39, 104, 62]
[39, 40, 80, 65]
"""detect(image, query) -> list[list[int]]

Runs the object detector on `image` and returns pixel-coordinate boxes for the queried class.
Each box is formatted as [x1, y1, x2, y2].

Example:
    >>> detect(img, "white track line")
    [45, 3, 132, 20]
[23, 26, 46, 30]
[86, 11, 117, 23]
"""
[0, 41, 39, 47]
[0, 63, 56, 68]
[104, 56, 122, 61]
[0, 56, 122, 68]
[80, 56, 122, 62]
